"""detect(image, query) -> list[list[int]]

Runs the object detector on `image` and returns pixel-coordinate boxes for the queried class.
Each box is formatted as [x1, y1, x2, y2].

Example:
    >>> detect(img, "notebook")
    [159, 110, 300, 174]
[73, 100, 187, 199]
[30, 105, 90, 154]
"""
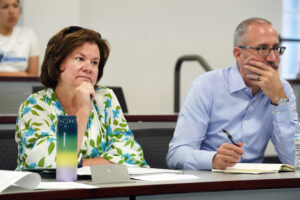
[212, 163, 295, 174]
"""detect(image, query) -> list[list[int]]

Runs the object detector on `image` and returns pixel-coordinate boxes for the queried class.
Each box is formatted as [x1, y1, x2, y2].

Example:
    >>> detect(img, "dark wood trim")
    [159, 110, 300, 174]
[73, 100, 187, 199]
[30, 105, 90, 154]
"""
[0, 116, 17, 124]
[287, 79, 300, 84]
[0, 115, 178, 124]
[125, 115, 178, 122]
[0, 76, 40, 82]
[1, 178, 300, 200]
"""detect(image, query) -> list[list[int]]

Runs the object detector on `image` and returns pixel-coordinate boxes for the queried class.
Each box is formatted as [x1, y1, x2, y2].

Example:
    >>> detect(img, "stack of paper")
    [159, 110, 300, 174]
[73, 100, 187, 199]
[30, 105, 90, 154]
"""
[0, 170, 41, 192]
[0, 170, 96, 193]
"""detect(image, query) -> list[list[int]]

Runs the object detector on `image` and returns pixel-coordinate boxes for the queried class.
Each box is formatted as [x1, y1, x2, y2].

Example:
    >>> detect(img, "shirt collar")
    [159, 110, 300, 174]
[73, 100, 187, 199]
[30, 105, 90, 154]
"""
[228, 63, 247, 94]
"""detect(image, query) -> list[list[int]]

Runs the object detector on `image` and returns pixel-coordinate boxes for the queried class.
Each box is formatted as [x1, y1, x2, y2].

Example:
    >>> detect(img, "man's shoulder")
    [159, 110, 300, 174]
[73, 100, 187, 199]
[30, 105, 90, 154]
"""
[280, 78, 294, 93]
[192, 68, 228, 87]
[280, 78, 290, 85]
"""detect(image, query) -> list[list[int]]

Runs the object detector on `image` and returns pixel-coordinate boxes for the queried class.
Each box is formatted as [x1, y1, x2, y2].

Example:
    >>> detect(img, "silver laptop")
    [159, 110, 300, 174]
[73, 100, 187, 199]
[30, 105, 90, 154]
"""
[90, 164, 133, 184]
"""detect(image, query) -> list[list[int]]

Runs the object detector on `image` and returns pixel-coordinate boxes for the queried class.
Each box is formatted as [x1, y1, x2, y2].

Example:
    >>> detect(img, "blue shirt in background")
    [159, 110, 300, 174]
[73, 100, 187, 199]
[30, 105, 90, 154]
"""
[166, 64, 299, 170]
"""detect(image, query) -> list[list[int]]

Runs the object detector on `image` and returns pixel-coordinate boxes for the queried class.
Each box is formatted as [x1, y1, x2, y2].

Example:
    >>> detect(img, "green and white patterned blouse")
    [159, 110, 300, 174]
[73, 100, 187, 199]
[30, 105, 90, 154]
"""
[15, 86, 148, 170]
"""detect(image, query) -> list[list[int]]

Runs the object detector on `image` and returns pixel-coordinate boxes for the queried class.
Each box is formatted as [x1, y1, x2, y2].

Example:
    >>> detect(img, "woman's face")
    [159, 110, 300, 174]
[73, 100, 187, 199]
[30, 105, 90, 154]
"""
[58, 42, 100, 89]
[0, 0, 20, 30]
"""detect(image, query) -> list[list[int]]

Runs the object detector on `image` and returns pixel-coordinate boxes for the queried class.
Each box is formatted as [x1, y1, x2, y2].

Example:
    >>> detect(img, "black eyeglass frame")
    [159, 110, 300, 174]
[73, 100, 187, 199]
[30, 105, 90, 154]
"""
[238, 45, 286, 56]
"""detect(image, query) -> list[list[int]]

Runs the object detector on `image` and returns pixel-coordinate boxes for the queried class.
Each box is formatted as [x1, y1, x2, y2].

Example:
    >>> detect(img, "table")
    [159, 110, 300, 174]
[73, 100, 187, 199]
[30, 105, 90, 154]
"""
[1, 170, 300, 200]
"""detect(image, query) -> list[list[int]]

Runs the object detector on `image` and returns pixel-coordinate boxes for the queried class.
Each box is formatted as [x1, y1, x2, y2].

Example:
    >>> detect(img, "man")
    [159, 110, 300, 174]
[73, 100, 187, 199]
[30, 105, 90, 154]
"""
[166, 17, 299, 170]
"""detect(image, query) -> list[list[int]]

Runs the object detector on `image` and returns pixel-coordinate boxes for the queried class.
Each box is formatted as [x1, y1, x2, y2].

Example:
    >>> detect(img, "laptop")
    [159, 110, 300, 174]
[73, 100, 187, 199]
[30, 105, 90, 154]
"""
[90, 164, 133, 184]
[26, 164, 132, 183]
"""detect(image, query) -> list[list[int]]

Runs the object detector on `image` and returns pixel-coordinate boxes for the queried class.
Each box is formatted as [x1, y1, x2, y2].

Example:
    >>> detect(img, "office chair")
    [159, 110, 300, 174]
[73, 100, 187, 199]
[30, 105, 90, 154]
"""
[132, 128, 174, 169]
[263, 156, 281, 163]
[0, 130, 18, 170]
[107, 86, 128, 113]
[32, 86, 46, 93]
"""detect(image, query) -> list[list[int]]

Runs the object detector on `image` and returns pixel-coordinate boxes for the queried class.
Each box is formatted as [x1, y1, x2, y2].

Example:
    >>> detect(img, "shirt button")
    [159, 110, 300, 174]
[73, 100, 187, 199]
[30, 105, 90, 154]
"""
[244, 143, 247, 146]
[272, 111, 275, 114]
[277, 111, 280, 114]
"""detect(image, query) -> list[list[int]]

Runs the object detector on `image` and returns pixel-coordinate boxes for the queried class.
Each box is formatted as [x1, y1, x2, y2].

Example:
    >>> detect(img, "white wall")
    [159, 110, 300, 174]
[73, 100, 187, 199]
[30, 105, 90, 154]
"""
[22, 0, 282, 114]
[23, 0, 81, 63]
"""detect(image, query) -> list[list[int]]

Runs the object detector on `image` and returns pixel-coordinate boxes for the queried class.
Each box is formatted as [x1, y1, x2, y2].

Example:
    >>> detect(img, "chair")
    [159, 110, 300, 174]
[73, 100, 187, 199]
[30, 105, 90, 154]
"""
[132, 128, 174, 169]
[108, 86, 128, 113]
[263, 156, 281, 163]
[0, 130, 18, 170]
[32, 85, 46, 93]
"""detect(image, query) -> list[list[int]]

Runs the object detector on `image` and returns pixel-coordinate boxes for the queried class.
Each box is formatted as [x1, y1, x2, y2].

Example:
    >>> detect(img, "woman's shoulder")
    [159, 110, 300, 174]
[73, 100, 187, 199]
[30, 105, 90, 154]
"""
[31, 87, 53, 97]
[13, 26, 37, 38]
[23, 88, 53, 106]
[95, 86, 114, 96]
[18, 88, 54, 115]
[94, 86, 118, 108]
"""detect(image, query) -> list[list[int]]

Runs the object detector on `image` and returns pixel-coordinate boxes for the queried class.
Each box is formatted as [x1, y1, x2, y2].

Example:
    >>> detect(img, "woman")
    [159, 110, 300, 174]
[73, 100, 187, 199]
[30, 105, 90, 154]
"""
[15, 26, 148, 170]
[0, 0, 39, 76]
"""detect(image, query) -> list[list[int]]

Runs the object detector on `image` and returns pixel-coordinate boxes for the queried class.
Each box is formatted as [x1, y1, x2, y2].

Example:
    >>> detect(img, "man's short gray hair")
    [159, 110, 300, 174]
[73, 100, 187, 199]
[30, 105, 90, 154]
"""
[233, 18, 273, 47]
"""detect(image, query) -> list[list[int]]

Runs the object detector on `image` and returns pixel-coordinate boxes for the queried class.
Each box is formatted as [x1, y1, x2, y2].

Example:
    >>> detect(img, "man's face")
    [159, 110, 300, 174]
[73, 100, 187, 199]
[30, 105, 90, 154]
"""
[234, 23, 280, 80]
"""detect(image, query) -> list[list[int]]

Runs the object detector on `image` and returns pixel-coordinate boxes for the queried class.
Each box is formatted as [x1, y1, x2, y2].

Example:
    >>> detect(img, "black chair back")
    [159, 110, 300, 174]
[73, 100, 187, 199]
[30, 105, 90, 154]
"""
[133, 128, 174, 169]
[108, 86, 128, 113]
[0, 130, 18, 170]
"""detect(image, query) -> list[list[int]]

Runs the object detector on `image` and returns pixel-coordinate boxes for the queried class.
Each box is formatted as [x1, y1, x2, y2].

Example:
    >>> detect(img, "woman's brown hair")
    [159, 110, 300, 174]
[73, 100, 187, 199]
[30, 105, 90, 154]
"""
[40, 26, 110, 89]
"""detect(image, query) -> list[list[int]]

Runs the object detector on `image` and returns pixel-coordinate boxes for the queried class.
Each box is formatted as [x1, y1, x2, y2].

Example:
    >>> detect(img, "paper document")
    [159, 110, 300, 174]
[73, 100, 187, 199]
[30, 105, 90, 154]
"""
[212, 163, 295, 174]
[0, 170, 41, 193]
[37, 182, 96, 190]
[77, 166, 182, 176]
[127, 167, 182, 175]
[131, 174, 199, 181]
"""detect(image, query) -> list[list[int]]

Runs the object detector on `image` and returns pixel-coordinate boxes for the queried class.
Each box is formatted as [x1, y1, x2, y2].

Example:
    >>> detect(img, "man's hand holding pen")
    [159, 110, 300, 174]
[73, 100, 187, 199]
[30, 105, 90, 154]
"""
[212, 129, 244, 170]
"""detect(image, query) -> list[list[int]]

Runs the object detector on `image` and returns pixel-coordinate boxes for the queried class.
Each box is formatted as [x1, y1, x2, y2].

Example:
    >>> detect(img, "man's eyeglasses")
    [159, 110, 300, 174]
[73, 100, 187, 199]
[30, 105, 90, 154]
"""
[238, 46, 286, 56]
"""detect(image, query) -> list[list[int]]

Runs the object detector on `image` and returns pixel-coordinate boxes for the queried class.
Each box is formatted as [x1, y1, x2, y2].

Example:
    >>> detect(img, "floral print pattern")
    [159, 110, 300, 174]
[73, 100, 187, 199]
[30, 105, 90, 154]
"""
[15, 87, 148, 170]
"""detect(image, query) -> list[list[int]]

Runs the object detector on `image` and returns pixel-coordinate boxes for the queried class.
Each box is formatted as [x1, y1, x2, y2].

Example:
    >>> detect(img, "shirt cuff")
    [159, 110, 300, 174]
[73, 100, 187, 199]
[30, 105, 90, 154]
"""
[183, 150, 216, 170]
[271, 101, 292, 123]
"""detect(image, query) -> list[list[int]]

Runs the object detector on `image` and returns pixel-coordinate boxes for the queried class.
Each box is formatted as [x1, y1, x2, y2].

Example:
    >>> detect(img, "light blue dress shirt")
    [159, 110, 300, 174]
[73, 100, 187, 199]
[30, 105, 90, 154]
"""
[167, 64, 299, 170]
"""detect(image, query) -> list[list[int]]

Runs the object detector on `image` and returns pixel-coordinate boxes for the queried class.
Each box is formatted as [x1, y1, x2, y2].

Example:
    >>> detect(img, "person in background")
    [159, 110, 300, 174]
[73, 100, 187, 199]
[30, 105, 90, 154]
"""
[167, 17, 299, 170]
[0, 0, 39, 76]
[15, 26, 148, 170]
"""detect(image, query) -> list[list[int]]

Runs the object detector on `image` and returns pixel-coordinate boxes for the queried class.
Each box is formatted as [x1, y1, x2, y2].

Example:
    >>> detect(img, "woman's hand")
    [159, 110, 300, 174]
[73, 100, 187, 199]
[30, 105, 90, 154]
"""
[75, 82, 95, 152]
[82, 157, 114, 167]
[75, 82, 95, 114]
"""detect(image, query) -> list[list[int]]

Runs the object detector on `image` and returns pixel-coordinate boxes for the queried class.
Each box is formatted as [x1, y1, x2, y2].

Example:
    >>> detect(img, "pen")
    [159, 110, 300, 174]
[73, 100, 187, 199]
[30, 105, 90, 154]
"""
[222, 129, 238, 146]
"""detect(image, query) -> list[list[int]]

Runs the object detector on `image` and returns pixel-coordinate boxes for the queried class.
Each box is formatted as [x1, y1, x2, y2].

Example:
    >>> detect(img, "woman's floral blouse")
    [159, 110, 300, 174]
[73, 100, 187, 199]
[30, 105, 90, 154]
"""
[15, 87, 148, 170]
